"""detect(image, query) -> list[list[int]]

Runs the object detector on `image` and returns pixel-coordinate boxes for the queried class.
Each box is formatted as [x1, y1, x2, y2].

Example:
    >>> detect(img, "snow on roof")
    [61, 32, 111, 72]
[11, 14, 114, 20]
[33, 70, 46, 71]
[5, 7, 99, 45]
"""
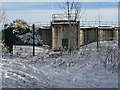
[80, 26, 97, 29]
[80, 26, 116, 30]
[39, 26, 51, 30]
[98, 26, 113, 29]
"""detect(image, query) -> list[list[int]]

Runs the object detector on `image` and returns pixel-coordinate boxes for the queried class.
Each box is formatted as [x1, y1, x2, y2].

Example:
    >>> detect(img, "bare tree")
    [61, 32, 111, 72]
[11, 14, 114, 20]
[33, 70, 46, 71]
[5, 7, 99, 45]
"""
[59, 0, 86, 21]
[0, 3, 6, 44]
[59, 0, 86, 54]
[0, 7, 6, 28]
[97, 13, 102, 52]
[0, 4, 7, 55]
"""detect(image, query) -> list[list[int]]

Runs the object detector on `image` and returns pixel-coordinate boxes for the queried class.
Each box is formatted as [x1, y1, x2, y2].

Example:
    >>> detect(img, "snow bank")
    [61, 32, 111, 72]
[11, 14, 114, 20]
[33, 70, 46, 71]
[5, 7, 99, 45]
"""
[16, 32, 43, 46]
[1, 41, 118, 88]
[0, 42, 2, 90]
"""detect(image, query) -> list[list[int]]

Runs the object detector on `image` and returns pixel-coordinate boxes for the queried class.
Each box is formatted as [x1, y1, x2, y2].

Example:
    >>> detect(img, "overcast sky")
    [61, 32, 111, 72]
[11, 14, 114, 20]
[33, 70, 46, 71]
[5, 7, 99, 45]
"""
[1, 1, 118, 26]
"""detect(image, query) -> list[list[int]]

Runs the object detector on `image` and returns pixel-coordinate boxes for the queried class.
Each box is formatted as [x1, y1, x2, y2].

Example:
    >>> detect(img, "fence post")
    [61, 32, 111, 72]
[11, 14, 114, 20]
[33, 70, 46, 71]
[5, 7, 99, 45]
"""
[118, 2, 120, 89]
[32, 24, 35, 56]
[97, 27, 99, 52]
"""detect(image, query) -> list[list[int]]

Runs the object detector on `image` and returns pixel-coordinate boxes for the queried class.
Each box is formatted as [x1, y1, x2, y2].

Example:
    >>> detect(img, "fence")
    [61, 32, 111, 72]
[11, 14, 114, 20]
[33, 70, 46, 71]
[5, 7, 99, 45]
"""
[52, 14, 117, 27]
[1, 22, 119, 56]
[1, 24, 44, 57]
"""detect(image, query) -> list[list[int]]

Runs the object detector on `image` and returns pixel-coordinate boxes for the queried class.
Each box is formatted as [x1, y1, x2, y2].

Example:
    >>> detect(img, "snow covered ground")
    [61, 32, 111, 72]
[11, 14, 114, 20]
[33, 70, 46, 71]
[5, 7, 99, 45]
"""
[1, 41, 118, 88]
[0, 43, 2, 90]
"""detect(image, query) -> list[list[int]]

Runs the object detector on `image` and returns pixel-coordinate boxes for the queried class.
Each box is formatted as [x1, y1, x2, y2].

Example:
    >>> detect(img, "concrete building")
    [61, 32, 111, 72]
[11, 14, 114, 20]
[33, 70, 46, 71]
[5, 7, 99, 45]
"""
[98, 26, 114, 41]
[51, 20, 80, 51]
[39, 26, 52, 46]
[38, 22, 118, 51]
[80, 26, 97, 46]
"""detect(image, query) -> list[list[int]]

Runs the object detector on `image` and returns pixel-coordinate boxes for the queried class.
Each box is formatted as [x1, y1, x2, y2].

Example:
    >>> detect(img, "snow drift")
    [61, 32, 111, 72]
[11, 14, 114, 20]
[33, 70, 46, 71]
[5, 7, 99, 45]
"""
[1, 41, 118, 88]
[16, 32, 43, 46]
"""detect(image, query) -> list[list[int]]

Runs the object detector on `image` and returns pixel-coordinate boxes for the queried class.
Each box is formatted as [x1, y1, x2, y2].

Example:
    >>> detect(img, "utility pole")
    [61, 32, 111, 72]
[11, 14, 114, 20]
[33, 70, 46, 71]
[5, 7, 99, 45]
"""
[97, 13, 101, 52]
[32, 24, 35, 56]
[69, 20, 72, 55]
[119, 1, 120, 50]
[117, 3, 120, 85]
[97, 27, 99, 52]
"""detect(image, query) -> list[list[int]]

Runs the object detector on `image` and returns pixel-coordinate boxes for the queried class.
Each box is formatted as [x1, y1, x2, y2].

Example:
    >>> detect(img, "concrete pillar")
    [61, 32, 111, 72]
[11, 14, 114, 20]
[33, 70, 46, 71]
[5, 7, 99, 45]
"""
[77, 21, 81, 49]
[79, 30, 84, 46]
[52, 25, 56, 50]
[99, 30, 104, 41]
[115, 30, 118, 41]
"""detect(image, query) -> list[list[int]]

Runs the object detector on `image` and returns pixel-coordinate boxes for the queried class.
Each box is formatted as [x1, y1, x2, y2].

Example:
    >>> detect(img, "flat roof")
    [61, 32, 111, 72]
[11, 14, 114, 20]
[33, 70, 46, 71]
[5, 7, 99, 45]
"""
[80, 26, 97, 29]
[81, 26, 114, 29]
[39, 26, 51, 30]
[98, 26, 113, 29]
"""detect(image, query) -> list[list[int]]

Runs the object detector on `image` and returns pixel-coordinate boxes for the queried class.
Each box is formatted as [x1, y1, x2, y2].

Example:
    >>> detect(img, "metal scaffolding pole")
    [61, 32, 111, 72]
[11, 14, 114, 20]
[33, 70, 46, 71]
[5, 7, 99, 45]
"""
[97, 27, 99, 52]
[32, 24, 35, 56]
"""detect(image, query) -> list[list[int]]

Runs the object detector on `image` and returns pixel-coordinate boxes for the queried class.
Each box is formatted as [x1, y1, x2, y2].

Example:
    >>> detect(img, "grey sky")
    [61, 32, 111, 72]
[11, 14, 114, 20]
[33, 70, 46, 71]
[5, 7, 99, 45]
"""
[1, 1, 118, 26]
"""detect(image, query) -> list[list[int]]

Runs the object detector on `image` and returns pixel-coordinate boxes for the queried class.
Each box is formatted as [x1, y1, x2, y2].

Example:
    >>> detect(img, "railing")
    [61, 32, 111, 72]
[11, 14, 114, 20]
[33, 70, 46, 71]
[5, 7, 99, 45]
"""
[81, 21, 117, 26]
[52, 14, 76, 20]
[52, 14, 117, 27]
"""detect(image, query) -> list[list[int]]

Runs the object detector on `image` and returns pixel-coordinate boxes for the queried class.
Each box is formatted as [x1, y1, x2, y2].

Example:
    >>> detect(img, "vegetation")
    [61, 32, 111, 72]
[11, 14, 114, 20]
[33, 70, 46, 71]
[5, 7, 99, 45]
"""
[12, 19, 31, 35]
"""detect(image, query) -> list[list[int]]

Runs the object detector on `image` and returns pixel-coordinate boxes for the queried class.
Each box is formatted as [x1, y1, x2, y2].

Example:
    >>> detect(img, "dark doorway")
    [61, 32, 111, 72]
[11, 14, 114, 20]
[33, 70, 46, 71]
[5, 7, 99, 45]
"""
[62, 38, 68, 49]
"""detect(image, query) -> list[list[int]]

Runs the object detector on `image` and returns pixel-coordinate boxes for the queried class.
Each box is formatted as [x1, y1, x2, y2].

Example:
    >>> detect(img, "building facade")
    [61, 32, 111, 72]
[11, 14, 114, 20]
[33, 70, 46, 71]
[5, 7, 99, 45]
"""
[51, 20, 80, 51]
[39, 21, 118, 51]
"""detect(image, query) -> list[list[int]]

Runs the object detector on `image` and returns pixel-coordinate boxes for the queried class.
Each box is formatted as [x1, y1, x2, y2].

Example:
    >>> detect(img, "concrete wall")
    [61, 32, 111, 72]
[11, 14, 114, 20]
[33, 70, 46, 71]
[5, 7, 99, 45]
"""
[39, 23, 118, 51]
[114, 28, 118, 40]
[39, 27, 52, 46]
[80, 26, 118, 48]
[80, 27, 97, 46]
